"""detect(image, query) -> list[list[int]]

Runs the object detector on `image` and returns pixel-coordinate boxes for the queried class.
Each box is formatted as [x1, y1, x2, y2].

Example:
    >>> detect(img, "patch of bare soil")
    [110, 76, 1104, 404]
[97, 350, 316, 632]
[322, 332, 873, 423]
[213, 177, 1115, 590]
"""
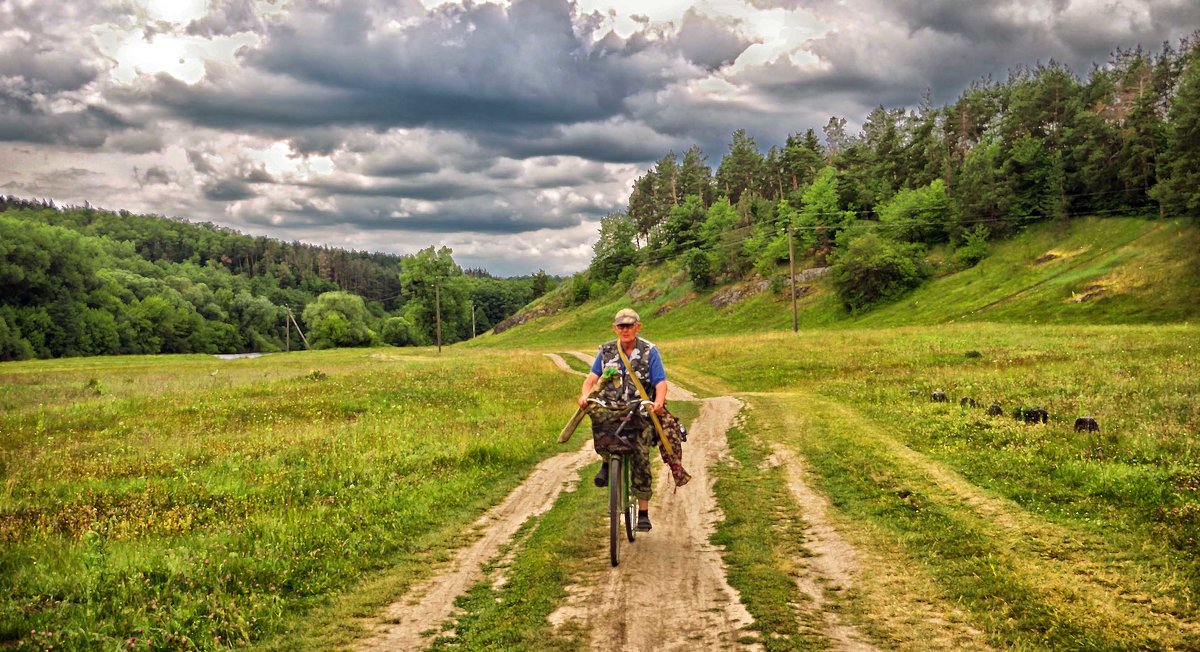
[548, 395, 760, 651]
[544, 352, 580, 375]
[767, 446, 880, 652]
[356, 438, 598, 650]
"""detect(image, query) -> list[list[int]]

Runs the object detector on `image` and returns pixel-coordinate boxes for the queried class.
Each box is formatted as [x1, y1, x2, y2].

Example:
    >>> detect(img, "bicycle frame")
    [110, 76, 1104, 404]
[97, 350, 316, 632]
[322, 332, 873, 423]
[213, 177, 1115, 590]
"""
[588, 399, 651, 567]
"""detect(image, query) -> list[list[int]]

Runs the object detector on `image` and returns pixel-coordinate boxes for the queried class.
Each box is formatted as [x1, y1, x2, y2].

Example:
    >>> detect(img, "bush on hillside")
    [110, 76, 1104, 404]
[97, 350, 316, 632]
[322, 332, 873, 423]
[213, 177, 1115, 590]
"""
[954, 225, 991, 268]
[569, 273, 591, 305]
[831, 232, 929, 311]
[617, 265, 638, 288]
[686, 248, 714, 288]
[878, 179, 952, 244]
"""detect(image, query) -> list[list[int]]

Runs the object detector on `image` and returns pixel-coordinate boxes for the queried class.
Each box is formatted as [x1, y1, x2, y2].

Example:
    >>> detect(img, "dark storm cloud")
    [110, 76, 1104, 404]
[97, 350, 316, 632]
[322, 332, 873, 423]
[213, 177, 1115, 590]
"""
[676, 9, 757, 70]
[361, 156, 442, 177]
[187, 149, 218, 174]
[241, 195, 593, 235]
[138, 166, 172, 186]
[0, 90, 131, 148]
[203, 178, 258, 201]
[129, 0, 692, 139]
[304, 177, 490, 201]
[477, 120, 677, 163]
[779, 0, 1200, 112]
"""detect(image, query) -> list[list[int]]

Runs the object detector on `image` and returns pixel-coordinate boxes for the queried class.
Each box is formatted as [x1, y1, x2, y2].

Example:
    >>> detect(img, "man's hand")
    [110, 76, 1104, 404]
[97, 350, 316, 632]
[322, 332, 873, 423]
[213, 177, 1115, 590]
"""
[650, 400, 664, 415]
[578, 395, 589, 409]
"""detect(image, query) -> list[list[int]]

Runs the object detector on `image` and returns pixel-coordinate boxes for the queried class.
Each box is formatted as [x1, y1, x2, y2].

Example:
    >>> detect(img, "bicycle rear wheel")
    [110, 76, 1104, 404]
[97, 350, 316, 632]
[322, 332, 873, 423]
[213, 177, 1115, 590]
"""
[609, 456, 622, 567]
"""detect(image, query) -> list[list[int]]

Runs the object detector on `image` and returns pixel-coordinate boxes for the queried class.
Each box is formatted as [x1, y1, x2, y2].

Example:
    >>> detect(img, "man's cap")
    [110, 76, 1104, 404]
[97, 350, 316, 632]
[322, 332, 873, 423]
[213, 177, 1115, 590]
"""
[613, 308, 640, 326]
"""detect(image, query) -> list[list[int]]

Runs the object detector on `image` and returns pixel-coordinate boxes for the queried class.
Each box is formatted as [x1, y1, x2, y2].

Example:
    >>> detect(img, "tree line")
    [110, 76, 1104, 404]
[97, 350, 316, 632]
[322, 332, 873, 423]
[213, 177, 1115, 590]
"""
[586, 36, 1200, 311]
[0, 199, 553, 361]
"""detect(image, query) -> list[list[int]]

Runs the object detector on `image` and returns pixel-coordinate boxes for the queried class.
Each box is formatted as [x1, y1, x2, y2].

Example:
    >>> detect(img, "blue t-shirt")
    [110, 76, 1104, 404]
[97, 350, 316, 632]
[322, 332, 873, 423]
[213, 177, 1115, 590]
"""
[591, 343, 667, 386]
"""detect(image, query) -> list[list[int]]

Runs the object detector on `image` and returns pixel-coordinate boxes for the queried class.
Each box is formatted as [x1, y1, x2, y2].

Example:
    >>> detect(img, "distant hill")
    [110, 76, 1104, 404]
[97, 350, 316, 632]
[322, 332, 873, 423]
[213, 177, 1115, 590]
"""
[476, 217, 1200, 348]
[0, 198, 545, 360]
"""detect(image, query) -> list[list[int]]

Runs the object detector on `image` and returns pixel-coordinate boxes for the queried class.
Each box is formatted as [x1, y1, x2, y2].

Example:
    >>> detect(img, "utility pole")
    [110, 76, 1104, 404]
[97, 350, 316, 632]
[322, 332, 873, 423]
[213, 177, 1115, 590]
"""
[285, 311, 290, 352]
[788, 223, 798, 333]
[287, 308, 311, 349]
[470, 300, 476, 339]
[434, 280, 442, 354]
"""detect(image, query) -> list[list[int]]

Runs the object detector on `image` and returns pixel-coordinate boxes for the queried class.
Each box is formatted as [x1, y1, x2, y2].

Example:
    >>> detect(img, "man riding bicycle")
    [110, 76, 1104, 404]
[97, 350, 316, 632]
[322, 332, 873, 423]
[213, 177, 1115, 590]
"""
[577, 308, 666, 532]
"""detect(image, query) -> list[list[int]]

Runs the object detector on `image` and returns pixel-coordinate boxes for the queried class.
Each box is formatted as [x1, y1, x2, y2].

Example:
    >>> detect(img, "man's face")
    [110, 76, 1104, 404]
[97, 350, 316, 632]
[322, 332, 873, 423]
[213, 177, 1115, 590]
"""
[613, 322, 641, 345]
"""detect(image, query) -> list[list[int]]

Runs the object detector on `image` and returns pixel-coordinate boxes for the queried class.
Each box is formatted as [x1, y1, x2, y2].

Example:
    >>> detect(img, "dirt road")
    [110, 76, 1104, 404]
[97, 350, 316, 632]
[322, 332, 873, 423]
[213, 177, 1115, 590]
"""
[358, 353, 870, 650]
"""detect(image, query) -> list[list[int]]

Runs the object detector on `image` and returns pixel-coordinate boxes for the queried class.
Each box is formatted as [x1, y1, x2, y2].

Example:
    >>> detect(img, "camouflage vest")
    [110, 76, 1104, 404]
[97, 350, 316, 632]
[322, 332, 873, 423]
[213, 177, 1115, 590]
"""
[596, 338, 656, 405]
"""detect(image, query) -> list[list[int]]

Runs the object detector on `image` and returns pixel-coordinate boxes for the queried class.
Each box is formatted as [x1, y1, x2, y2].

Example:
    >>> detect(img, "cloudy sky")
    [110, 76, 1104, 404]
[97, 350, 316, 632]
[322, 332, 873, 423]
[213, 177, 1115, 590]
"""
[2, 0, 1198, 275]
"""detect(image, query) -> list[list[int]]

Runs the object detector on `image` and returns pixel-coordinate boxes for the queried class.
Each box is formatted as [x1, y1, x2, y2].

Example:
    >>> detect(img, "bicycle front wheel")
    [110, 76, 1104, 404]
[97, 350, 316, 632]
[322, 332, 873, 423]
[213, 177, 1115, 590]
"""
[624, 454, 636, 543]
[609, 456, 622, 566]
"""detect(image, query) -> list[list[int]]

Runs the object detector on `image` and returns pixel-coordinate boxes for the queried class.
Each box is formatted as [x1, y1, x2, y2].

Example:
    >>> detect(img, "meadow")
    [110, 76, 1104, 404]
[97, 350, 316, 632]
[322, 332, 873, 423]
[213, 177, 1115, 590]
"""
[0, 348, 582, 649]
[2, 321, 1198, 648]
[668, 323, 1200, 649]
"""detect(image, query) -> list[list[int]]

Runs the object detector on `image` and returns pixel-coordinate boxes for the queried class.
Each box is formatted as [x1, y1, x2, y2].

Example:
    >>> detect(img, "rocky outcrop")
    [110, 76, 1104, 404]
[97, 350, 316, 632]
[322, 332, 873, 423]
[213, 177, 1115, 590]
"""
[710, 278, 771, 310]
[492, 305, 559, 334]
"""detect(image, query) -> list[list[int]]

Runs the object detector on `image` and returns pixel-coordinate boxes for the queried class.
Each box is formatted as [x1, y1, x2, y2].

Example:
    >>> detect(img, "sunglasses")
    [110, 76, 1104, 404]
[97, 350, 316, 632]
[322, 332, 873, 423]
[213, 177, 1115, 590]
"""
[615, 323, 636, 329]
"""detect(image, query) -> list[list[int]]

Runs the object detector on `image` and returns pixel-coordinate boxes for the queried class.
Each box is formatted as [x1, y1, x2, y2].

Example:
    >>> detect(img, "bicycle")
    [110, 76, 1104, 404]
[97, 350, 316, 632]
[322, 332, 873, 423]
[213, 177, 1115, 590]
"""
[588, 398, 653, 566]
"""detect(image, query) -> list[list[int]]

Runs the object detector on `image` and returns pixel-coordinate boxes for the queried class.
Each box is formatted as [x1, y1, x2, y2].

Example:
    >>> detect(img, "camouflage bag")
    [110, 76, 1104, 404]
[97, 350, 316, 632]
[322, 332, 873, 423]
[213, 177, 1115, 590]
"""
[589, 405, 640, 455]
[657, 406, 691, 487]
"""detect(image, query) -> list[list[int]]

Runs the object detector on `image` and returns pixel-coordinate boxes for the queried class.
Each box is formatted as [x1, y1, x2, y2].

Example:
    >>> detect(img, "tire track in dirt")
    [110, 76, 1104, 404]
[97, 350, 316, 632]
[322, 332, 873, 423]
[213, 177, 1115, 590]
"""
[548, 395, 760, 651]
[356, 354, 596, 650]
[356, 437, 598, 650]
[760, 391, 1198, 649]
[761, 446, 880, 652]
[359, 354, 757, 650]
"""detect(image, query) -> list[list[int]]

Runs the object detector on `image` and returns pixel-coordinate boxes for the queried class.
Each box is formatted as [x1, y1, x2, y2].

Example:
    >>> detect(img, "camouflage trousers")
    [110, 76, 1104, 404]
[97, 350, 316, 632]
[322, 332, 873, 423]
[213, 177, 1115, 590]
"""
[592, 418, 655, 501]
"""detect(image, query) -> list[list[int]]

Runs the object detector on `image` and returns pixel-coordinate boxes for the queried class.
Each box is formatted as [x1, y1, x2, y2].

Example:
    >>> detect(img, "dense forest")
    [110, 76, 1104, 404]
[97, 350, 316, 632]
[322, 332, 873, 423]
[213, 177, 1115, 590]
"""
[0, 197, 552, 361]
[581, 38, 1200, 311]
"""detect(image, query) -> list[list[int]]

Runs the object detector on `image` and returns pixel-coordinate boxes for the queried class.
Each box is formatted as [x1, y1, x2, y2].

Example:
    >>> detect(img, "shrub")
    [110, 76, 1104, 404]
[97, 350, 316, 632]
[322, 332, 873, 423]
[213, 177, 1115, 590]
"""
[617, 265, 638, 288]
[685, 248, 714, 289]
[954, 225, 991, 268]
[569, 274, 591, 305]
[381, 316, 418, 346]
[831, 232, 929, 311]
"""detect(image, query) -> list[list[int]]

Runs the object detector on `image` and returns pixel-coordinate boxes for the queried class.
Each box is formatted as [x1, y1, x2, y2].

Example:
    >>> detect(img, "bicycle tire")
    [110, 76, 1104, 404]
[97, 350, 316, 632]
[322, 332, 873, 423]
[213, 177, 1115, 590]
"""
[624, 455, 636, 543]
[609, 456, 622, 567]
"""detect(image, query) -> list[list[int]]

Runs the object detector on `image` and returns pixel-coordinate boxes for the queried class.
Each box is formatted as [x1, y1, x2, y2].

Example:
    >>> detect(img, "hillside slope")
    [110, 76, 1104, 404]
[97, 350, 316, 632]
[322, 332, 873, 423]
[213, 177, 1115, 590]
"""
[477, 217, 1199, 348]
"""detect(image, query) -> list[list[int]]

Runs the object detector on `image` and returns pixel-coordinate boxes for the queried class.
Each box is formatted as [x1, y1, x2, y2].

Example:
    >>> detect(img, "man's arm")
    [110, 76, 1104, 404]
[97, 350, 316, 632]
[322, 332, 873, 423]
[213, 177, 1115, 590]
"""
[651, 380, 667, 414]
[579, 372, 600, 408]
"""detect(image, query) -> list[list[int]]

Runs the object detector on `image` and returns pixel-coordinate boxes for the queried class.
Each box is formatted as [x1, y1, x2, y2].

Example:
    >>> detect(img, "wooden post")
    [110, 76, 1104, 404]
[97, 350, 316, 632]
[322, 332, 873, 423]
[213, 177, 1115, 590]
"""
[471, 301, 476, 338]
[435, 280, 442, 354]
[788, 223, 798, 333]
[288, 309, 311, 350]
[285, 308, 291, 352]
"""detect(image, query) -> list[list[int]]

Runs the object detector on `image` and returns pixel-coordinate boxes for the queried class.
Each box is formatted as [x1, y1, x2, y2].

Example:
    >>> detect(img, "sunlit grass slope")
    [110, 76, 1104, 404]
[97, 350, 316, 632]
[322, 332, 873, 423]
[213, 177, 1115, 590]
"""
[477, 217, 1198, 350]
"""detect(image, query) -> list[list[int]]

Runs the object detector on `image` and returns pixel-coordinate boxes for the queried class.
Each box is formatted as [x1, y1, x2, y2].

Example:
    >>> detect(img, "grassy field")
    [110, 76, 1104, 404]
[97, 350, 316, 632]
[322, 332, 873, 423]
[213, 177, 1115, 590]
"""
[0, 348, 583, 650]
[3, 215, 1197, 650]
[667, 323, 1200, 650]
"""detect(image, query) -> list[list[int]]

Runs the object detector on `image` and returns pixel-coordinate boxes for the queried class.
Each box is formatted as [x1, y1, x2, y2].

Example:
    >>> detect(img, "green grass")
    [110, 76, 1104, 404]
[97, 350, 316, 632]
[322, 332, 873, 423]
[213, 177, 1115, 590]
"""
[709, 417, 826, 650]
[3, 215, 1197, 649]
[0, 347, 583, 649]
[425, 464, 602, 651]
[665, 323, 1199, 649]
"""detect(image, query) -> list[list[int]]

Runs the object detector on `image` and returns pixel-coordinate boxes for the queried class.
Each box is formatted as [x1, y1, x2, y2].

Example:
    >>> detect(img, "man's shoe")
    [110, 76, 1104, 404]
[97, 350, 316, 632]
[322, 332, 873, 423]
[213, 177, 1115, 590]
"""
[635, 512, 652, 531]
[594, 462, 609, 487]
